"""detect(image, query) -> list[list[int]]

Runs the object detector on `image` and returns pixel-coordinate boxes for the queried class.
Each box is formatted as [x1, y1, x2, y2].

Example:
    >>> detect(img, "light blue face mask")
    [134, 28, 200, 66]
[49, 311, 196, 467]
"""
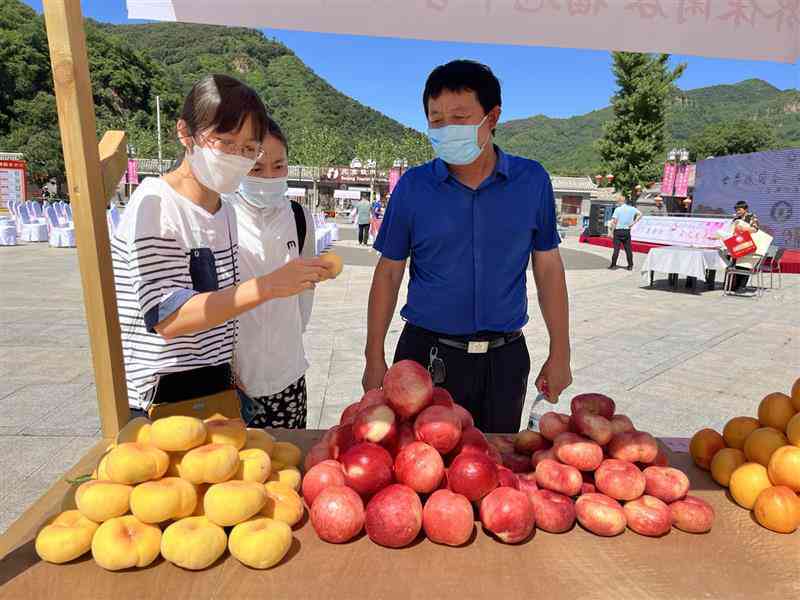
[427, 114, 489, 166]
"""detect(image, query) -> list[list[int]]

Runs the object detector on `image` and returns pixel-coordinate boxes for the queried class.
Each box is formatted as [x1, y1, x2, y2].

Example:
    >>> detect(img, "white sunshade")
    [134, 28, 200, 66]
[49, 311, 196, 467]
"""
[127, 0, 799, 63]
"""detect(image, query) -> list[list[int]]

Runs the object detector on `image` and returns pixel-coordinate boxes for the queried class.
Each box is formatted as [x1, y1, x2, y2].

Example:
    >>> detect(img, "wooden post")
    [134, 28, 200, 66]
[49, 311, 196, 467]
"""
[42, 0, 129, 438]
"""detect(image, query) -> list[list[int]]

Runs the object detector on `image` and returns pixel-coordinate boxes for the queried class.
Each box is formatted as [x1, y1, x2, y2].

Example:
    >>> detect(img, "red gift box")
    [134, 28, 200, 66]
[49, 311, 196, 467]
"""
[723, 230, 756, 259]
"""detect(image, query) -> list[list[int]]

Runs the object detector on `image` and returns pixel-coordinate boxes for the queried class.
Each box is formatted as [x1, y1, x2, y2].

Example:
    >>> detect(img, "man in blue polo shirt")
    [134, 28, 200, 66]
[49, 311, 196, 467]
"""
[609, 195, 642, 270]
[361, 60, 572, 433]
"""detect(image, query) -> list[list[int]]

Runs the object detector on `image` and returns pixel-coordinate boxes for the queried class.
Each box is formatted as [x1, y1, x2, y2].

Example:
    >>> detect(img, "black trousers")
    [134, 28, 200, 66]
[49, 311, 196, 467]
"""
[393, 323, 531, 433]
[611, 229, 633, 267]
[358, 223, 369, 244]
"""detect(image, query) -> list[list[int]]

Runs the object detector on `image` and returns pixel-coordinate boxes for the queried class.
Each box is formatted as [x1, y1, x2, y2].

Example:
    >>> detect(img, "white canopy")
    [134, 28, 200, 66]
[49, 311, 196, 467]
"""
[127, 0, 798, 63]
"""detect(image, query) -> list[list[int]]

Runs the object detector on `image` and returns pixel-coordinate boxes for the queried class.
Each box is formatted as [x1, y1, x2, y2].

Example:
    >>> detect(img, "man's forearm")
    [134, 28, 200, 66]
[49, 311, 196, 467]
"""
[534, 261, 570, 358]
[365, 261, 404, 361]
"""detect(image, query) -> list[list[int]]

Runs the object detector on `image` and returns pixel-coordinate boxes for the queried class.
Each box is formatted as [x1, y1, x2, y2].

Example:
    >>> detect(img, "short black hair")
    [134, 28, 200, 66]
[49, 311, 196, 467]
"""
[181, 74, 268, 141]
[264, 115, 288, 154]
[735, 201, 749, 210]
[423, 60, 501, 117]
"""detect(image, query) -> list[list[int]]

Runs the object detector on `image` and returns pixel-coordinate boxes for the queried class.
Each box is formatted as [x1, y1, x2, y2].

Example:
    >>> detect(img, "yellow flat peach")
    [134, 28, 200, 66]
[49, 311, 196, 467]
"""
[115, 417, 152, 445]
[105, 443, 169, 484]
[75, 480, 132, 522]
[150, 416, 207, 452]
[204, 415, 247, 449]
[130, 478, 198, 523]
[228, 517, 292, 569]
[35, 510, 99, 564]
[270, 442, 302, 468]
[267, 466, 301, 491]
[91, 515, 162, 571]
[236, 448, 272, 483]
[244, 428, 275, 454]
[261, 481, 304, 528]
[204, 480, 268, 526]
[161, 517, 227, 570]
[179, 443, 239, 484]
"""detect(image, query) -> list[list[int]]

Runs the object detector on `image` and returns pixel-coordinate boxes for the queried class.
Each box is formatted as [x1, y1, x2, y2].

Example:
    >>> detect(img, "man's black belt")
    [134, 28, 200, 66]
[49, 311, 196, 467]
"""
[407, 323, 523, 354]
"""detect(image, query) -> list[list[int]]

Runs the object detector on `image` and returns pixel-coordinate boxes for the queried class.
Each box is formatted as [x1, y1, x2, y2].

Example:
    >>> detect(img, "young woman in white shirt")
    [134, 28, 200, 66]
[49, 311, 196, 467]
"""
[112, 74, 329, 417]
[228, 118, 316, 428]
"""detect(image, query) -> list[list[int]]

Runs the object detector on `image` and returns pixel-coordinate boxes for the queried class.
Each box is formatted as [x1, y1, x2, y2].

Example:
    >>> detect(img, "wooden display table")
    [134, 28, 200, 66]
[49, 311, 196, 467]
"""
[1, 430, 798, 600]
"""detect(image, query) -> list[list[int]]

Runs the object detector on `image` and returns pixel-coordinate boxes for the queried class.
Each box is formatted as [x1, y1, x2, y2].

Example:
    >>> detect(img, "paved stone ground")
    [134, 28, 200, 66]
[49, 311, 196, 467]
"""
[1, 225, 798, 534]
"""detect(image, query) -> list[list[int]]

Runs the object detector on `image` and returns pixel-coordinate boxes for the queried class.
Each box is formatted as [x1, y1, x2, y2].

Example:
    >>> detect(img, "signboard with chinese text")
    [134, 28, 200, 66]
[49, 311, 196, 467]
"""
[631, 216, 730, 248]
[0, 159, 27, 206]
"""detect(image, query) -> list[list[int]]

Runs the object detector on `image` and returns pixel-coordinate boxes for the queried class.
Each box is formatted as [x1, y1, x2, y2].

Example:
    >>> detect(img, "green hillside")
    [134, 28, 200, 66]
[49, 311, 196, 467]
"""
[495, 79, 800, 175]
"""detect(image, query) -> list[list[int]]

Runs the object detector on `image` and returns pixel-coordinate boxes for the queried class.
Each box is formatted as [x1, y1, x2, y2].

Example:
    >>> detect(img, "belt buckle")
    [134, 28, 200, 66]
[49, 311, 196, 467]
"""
[467, 340, 489, 354]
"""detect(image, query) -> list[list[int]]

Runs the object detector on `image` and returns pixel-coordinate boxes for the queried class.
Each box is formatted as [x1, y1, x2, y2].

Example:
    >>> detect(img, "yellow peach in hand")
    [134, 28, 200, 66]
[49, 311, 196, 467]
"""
[319, 252, 343, 278]
[722, 416, 760, 450]
[75, 480, 132, 522]
[228, 517, 292, 569]
[91, 515, 161, 571]
[35, 510, 99, 564]
[161, 517, 227, 570]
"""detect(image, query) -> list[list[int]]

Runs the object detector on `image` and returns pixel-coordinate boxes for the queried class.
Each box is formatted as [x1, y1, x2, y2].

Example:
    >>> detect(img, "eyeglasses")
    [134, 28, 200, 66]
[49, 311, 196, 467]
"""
[195, 134, 263, 160]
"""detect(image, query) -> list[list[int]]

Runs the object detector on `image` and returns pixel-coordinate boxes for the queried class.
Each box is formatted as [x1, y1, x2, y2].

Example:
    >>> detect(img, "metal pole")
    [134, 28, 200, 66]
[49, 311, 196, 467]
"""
[156, 95, 163, 174]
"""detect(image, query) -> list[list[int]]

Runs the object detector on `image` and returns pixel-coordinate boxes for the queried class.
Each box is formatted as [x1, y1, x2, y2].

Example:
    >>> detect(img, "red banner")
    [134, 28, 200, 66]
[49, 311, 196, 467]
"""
[674, 163, 692, 198]
[126, 159, 140, 185]
[660, 161, 676, 196]
[0, 159, 28, 205]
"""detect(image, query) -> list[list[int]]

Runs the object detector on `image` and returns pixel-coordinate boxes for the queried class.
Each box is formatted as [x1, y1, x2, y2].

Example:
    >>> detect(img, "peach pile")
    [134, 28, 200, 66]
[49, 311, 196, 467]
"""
[36, 413, 303, 570]
[692, 377, 800, 534]
[514, 392, 713, 538]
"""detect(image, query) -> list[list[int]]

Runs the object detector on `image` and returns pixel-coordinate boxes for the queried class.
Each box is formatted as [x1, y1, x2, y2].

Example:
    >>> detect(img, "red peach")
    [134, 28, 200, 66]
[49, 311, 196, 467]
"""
[624, 495, 672, 537]
[608, 431, 659, 464]
[431, 387, 455, 408]
[571, 393, 616, 419]
[502, 452, 533, 474]
[514, 430, 549, 455]
[365, 484, 423, 548]
[580, 473, 597, 496]
[453, 426, 490, 456]
[414, 405, 462, 454]
[610, 414, 636, 435]
[539, 412, 571, 441]
[571, 410, 613, 445]
[480, 487, 535, 543]
[310, 485, 365, 543]
[303, 460, 347, 507]
[422, 489, 474, 546]
[669, 495, 715, 533]
[497, 466, 520, 489]
[594, 459, 646, 501]
[535, 459, 582, 497]
[653, 448, 670, 467]
[643, 466, 690, 503]
[553, 432, 603, 471]
[531, 448, 558, 469]
[451, 404, 474, 430]
[353, 403, 397, 445]
[486, 445, 503, 466]
[304, 442, 332, 471]
[448, 452, 499, 501]
[340, 442, 394, 497]
[528, 489, 576, 533]
[327, 423, 355, 460]
[383, 360, 434, 420]
[516, 472, 539, 501]
[394, 441, 445, 494]
[575, 493, 627, 536]
[384, 421, 416, 457]
[339, 402, 363, 426]
[359, 388, 388, 410]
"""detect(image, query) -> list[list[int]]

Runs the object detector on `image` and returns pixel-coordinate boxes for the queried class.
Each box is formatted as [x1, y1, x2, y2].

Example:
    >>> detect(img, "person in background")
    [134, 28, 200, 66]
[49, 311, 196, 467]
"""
[683, 194, 693, 214]
[733, 200, 759, 232]
[363, 60, 571, 432]
[630, 184, 644, 206]
[227, 117, 316, 428]
[608, 194, 641, 271]
[112, 74, 328, 417]
[651, 195, 667, 216]
[356, 194, 372, 245]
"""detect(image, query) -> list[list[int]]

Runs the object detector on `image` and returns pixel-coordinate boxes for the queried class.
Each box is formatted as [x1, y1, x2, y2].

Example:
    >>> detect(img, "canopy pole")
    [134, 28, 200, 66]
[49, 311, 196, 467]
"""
[42, 0, 129, 438]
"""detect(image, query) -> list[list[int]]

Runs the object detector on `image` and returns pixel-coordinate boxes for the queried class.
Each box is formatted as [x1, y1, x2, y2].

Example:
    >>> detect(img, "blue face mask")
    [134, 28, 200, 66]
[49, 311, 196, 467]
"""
[427, 114, 489, 166]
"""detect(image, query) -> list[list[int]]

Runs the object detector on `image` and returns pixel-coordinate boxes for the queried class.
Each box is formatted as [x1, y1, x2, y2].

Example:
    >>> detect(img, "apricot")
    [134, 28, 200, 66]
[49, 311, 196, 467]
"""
[35, 510, 99, 564]
[722, 416, 760, 450]
[743, 427, 788, 467]
[767, 445, 800, 492]
[729, 462, 773, 510]
[757, 392, 797, 431]
[161, 516, 227, 570]
[91, 515, 161, 571]
[689, 429, 726, 470]
[753, 486, 800, 533]
[791, 377, 800, 412]
[785, 413, 800, 447]
[710, 448, 746, 488]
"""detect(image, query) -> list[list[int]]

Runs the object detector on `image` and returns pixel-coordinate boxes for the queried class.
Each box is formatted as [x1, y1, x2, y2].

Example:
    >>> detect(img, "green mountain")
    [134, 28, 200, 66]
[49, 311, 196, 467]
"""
[0, 0, 415, 181]
[495, 79, 800, 175]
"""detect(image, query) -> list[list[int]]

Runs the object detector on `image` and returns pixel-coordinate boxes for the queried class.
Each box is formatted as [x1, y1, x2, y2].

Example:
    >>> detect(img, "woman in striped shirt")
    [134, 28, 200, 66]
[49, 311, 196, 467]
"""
[112, 74, 329, 415]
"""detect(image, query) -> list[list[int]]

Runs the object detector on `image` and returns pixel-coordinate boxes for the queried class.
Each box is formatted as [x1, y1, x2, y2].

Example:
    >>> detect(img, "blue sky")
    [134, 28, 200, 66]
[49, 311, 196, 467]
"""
[23, 0, 798, 132]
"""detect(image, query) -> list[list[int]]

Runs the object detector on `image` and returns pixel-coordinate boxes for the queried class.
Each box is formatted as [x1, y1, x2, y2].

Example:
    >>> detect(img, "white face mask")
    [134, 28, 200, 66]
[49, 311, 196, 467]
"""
[239, 175, 289, 209]
[186, 144, 256, 194]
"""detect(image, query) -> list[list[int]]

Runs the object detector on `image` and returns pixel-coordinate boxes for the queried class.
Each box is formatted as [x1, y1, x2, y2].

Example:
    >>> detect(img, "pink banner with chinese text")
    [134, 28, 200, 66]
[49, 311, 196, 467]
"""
[661, 162, 677, 196]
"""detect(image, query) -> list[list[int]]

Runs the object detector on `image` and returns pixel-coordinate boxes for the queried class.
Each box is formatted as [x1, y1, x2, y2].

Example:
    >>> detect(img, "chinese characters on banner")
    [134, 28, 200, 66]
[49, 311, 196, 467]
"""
[661, 161, 677, 195]
[631, 216, 730, 247]
[0, 159, 28, 206]
[694, 149, 800, 249]
[674, 163, 696, 198]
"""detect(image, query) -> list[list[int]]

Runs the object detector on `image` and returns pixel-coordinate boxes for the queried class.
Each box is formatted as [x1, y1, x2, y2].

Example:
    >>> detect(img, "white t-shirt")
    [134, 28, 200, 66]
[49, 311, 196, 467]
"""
[111, 177, 239, 409]
[229, 194, 315, 397]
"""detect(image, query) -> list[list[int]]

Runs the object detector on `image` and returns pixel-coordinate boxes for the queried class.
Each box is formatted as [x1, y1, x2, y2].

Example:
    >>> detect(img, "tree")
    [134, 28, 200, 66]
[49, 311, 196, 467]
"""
[290, 125, 346, 207]
[396, 132, 434, 166]
[597, 52, 685, 199]
[1, 93, 64, 184]
[688, 119, 776, 160]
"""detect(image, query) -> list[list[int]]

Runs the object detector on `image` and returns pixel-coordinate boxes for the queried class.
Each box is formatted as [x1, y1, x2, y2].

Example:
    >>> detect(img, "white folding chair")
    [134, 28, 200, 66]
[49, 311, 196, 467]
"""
[18, 203, 48, 242]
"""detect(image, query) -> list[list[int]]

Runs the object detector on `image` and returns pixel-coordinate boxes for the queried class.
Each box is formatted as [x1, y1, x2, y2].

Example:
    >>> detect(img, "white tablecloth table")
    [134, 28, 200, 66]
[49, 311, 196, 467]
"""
[641, 246, 728, 289]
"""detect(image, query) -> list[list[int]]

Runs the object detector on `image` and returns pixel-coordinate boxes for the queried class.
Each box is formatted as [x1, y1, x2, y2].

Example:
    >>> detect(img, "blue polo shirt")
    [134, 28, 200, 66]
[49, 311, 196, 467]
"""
[374, 147, 560, 336]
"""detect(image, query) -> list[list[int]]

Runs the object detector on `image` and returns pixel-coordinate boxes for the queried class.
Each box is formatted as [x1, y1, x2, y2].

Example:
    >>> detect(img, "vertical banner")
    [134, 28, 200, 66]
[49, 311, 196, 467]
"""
[660, 162, 676, 196]
[0, 159, 28, 206]
[388, 167, 401, 195]
[126, 159, 139, 185]
[674, 163, 691, 197]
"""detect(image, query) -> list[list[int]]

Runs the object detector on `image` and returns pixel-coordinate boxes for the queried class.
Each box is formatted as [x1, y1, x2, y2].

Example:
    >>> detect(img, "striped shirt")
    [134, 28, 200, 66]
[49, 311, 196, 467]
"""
[111, 177, 239, 409]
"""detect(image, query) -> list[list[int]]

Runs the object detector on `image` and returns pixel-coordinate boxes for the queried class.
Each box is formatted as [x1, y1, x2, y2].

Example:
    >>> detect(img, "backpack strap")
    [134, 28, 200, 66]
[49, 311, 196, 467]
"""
[290, 200, 307, 254]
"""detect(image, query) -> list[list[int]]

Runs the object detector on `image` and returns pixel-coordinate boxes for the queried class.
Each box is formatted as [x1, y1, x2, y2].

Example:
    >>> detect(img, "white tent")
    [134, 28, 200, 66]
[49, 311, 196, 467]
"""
[127, 0, 798, 63]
